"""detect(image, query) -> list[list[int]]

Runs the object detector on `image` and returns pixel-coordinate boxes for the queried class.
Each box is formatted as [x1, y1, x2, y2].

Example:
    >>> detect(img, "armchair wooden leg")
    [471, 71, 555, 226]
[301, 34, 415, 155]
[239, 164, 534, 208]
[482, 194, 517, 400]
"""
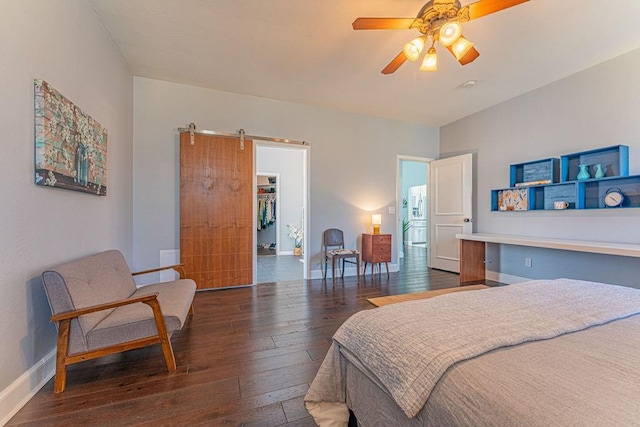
[160, 337, 176, 372]
[145, 299, 177, 372]
[54, 319, 71, 394]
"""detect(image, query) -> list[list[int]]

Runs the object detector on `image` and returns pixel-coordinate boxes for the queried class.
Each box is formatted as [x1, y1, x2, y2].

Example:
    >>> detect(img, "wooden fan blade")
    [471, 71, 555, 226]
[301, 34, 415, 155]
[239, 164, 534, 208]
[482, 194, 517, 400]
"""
[466, 0, 529, 20]
[352, 18, 416, 30]
[445, 45, 480, 65]
[382, 51, 408, 75]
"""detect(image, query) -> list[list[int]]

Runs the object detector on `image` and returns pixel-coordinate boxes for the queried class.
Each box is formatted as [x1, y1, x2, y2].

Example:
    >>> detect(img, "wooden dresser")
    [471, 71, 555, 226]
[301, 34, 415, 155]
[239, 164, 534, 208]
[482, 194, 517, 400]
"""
[362, 233, 391, 277]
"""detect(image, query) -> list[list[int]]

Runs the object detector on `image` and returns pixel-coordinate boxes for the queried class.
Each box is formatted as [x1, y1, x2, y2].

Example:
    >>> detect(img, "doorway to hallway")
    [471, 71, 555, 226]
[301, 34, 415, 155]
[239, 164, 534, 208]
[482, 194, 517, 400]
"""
[398, 241, 428, 273]
[397, 156, 431, 275]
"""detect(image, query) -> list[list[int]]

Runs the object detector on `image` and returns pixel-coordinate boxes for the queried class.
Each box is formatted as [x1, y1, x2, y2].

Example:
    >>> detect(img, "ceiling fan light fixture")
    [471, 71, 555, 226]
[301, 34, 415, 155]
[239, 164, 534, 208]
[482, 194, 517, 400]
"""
[419, 47, 438, 71]
[403, 36, 426, 61]
[451, 35, 474, 60]
[439, 21, 462, 47]
[353, 0, 530, 74]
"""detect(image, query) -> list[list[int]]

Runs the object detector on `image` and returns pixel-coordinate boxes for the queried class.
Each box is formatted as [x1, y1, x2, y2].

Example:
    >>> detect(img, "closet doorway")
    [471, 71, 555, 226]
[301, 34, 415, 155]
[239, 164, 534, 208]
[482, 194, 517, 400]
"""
[255, 144, 307, 284]
[257, 173, 279, 256]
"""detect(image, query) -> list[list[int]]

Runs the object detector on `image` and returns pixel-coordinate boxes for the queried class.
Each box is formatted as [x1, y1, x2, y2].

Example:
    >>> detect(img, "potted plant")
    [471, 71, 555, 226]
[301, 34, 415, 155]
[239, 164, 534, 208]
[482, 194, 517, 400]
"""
[402, 219, 411, 244]
[287, 225, 303, 256]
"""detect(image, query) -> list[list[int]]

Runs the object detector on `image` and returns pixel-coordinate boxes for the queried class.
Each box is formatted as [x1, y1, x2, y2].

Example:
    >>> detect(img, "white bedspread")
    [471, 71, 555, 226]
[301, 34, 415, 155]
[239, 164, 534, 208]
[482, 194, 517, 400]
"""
[305, 279, 640, 419]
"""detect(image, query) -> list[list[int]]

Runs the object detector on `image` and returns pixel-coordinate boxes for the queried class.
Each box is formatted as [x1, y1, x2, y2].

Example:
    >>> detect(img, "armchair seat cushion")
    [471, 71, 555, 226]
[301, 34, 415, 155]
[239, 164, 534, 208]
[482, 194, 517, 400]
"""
[86, 279, 196, 351]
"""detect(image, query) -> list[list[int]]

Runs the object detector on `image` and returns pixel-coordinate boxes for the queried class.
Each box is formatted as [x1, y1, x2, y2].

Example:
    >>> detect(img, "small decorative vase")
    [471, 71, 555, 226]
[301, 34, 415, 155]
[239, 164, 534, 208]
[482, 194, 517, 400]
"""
[594, 163, 605, 178]
[576, 164, 590, 180]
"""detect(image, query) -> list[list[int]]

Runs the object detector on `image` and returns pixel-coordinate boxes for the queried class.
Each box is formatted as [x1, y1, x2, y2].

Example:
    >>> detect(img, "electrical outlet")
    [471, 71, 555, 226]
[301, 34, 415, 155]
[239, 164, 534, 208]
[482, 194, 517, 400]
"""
[524, 258, 532, 267]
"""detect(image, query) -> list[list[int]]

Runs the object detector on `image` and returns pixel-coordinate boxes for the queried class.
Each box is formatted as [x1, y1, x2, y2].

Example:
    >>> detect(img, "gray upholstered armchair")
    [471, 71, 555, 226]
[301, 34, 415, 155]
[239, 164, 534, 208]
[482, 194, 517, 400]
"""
[42, 250, 196, 393]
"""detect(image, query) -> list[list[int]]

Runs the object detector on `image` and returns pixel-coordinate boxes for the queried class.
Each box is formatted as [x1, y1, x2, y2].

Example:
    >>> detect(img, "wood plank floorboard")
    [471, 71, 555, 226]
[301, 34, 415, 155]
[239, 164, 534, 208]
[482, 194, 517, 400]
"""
[8, 245, 500, 426]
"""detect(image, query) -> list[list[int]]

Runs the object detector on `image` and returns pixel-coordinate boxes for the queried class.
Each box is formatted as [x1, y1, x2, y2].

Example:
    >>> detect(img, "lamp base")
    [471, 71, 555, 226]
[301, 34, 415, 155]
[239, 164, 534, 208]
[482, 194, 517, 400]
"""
[373, 225, 380, 235]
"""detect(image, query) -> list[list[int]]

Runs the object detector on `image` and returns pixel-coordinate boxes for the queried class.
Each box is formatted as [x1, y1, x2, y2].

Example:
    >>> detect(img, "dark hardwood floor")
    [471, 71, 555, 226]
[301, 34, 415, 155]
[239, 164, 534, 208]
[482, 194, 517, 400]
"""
[8, 246, 490, 426]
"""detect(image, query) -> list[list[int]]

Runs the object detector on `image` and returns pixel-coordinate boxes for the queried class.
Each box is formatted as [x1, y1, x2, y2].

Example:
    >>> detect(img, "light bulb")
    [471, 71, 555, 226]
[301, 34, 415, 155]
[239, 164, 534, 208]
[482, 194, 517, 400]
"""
[403, 36, 426, 61]
[439, 21, 462, 47]
[419, 47, 438, 71]
[451, 36, 474, 60]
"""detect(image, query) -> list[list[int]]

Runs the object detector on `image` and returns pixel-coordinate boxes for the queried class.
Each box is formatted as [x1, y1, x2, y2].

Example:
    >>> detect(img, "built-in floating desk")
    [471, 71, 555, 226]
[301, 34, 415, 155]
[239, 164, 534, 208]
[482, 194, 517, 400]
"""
[456, 233, 640, 283]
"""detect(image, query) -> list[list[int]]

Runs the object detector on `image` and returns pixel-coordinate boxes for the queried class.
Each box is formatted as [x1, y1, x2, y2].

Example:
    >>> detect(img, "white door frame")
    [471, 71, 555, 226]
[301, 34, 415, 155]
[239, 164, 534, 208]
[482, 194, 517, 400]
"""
[396, 155, 433, 261]
[254, 141, 310, 282]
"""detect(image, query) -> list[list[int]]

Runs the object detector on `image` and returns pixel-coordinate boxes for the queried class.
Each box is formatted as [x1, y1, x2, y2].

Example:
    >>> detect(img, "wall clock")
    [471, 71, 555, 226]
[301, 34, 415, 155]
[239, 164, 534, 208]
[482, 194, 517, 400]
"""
[604, 188, 624, 208]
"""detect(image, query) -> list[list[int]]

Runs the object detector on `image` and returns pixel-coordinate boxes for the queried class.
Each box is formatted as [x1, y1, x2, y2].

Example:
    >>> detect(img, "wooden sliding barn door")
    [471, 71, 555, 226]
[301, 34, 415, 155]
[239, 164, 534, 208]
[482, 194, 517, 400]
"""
[180, 132, 253, 289]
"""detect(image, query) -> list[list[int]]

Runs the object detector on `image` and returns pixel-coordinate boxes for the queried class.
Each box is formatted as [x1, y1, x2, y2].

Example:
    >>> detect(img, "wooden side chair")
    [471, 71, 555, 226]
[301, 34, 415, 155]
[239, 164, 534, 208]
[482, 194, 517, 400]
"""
[322, 228, 360, 281]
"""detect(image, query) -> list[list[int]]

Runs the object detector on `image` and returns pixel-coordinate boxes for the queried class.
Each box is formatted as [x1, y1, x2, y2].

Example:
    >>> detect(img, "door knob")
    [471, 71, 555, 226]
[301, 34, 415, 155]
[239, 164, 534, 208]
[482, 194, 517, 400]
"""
[463, 218, 472, 223]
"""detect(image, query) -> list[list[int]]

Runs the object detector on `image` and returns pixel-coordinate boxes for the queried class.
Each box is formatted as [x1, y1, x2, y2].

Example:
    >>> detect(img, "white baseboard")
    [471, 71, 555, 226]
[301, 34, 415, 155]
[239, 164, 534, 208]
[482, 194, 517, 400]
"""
[0, 349, 56, 426]
[486, 270, 531, 285]
[277, 250, 294, 255]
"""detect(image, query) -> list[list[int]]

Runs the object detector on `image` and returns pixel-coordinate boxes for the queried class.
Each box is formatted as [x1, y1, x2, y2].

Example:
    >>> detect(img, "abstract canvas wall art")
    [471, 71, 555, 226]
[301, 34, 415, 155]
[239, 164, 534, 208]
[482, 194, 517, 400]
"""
[34, 80, 107, 195]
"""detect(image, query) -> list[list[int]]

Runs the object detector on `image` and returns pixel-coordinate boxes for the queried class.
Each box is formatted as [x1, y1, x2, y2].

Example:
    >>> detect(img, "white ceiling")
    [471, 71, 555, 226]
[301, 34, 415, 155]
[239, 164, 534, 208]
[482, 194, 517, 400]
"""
[89, 0, 640, 127]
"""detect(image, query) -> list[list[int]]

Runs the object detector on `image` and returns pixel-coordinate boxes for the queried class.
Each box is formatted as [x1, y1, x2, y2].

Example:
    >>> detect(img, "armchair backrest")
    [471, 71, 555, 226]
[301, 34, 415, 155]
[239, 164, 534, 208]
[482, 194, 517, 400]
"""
[42, 250, 137, 354]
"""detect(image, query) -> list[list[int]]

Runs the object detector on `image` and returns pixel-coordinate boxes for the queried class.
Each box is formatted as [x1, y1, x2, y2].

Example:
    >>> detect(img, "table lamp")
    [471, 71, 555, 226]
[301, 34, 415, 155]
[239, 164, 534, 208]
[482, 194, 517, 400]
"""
[372, 214, 382, 235]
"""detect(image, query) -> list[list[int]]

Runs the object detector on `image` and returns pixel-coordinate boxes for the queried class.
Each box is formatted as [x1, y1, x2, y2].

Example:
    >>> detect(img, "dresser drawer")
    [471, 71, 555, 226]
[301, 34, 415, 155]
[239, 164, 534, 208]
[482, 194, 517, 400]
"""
[371, 243, 390, 254]
[369, 252, 390, 263]
[372, 235, 391, 245]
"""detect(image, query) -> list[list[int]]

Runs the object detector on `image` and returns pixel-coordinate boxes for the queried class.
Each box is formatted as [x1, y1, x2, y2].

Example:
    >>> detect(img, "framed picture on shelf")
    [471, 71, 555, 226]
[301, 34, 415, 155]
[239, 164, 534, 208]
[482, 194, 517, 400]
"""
[498, 188, 528, 211]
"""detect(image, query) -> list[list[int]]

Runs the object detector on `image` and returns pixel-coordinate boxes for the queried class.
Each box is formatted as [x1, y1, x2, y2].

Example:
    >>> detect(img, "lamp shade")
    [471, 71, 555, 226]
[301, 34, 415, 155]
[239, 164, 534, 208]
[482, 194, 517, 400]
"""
[419, 47, 438, 71]
[439, 21, 462, 47]
[451, 36, 474, 60]
[403, 36, 426, 61]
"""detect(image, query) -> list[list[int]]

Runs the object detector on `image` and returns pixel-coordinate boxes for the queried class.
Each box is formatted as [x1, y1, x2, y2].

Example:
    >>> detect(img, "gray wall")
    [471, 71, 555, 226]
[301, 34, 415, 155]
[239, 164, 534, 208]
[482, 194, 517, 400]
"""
[132, 77, 439, 278]
[257, 146, 305, 252]
[441, 48, 640, 287]
[0, 0, 133, 409]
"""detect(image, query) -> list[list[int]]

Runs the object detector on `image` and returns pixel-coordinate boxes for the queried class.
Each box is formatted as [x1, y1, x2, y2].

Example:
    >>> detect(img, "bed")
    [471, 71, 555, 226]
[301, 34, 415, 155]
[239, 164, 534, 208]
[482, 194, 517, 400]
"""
[304, 279, 640, 426]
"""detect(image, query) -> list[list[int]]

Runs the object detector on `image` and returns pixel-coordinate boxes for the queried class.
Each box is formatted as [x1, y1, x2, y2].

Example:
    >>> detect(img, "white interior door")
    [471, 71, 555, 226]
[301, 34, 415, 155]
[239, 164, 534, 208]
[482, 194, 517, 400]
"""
[428, 153, 473, 272]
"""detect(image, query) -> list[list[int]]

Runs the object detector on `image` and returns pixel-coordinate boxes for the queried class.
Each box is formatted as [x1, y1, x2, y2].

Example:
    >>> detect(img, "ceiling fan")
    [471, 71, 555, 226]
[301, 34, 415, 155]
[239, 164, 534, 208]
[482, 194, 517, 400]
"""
[352, 0, 529, 74]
